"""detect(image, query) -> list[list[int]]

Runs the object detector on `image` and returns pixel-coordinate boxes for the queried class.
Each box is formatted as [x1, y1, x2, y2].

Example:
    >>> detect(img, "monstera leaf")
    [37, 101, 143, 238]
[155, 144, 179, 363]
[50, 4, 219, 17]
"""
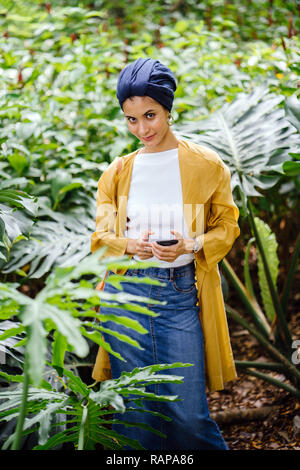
[175, 87, 300, 197]
[284, 94, 300, 134]
[1, 197, 95, 279]
[0, 189, 38, 268]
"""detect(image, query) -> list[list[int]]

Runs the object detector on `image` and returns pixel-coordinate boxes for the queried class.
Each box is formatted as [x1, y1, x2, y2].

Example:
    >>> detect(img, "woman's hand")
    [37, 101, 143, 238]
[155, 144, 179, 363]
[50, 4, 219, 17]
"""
[135, 230, 155, 260]
[151, 230, 192, 262]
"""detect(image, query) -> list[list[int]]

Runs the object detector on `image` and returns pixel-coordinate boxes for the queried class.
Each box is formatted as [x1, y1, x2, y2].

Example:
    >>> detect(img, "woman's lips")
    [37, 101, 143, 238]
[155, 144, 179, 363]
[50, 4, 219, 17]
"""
[143, 134, 156, 141]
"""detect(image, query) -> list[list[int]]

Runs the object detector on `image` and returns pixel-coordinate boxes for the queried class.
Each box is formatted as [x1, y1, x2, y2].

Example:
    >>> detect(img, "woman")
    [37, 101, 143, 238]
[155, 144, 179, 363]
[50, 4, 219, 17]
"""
[91, 58, 240, 450]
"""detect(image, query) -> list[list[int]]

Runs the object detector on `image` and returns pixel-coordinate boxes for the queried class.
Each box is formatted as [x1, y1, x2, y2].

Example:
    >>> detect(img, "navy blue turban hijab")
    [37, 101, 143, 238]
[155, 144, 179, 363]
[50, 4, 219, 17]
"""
[116, 58, 177, 112]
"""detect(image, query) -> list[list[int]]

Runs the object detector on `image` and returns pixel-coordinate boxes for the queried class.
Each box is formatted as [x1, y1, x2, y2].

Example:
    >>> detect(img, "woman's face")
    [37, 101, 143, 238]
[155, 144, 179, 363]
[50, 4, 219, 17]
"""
[122, 95, 170, 151]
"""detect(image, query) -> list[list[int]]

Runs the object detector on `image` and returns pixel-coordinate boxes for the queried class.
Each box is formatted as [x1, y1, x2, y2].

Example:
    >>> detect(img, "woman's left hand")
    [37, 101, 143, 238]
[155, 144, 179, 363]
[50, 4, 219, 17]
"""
[151, 230, 189, 262]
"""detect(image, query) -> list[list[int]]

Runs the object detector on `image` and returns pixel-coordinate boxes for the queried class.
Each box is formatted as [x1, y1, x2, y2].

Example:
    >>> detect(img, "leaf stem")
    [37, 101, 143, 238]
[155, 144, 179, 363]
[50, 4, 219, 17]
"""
[243, 237, 256, 300]
[235, 360, 286, 373]
[225, 304, 300, 385]
[11, 351, 30, 450]
[222, 257, 271, 338]
[77, 401, 88, 450]
[241, 368, 300, 399]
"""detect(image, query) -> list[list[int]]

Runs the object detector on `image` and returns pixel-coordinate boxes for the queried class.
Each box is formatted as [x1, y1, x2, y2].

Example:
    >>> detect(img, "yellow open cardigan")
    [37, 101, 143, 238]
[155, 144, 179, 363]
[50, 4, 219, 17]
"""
[90, 139, 240, 392]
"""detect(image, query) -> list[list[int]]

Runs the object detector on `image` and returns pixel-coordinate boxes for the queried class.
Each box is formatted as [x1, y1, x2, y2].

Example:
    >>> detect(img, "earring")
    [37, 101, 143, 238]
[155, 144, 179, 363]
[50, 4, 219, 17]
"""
[168, 113, 174, 126]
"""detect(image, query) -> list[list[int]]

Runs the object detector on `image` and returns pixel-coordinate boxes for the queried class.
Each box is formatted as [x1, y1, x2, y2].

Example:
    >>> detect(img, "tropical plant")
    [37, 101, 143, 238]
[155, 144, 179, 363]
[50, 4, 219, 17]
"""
[0, 0, 298, 284]
[0, 319, 25, 371]
[0, 248, 191, 449]
[222, 228, 300, 399]
[176, 88, 300, 397]
[0, 0, 300, 450]
[0, 363, 190, 450]
[0, 187, 38, 271]
[1, 197, 95, 278]
[176, 86, 299, 201]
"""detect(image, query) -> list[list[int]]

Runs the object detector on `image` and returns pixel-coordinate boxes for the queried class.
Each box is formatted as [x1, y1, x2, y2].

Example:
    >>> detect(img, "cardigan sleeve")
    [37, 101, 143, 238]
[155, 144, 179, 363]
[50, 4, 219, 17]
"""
[195, 163, 240, 272]
[90, 159, 129, 257]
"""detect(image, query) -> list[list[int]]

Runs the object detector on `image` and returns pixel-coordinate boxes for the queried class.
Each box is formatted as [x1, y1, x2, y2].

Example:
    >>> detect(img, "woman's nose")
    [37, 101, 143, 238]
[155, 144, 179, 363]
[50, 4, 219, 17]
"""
[138, 121, 149, 135]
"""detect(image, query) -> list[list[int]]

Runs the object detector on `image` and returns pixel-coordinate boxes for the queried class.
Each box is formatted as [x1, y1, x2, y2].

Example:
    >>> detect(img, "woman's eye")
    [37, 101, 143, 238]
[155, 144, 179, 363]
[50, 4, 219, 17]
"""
[127, 113, 154, 123]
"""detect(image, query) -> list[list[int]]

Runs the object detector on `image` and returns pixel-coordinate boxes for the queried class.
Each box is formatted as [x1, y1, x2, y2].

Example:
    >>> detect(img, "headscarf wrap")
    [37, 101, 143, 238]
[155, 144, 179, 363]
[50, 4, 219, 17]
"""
[116, 58, 177, 112]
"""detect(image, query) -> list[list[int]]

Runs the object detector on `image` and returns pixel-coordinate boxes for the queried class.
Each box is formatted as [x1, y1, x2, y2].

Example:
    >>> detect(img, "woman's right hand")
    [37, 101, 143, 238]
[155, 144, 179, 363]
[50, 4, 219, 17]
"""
[135, 230, 154, 259]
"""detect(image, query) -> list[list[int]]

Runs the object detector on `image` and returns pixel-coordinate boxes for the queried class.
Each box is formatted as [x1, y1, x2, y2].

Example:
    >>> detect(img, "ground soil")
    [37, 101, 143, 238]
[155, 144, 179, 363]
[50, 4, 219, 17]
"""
[207, 340, 300, 450]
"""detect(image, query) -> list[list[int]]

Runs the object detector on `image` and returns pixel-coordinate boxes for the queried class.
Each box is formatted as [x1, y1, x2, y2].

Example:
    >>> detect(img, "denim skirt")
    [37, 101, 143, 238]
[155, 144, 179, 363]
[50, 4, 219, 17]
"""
[100, 260, 228, 450]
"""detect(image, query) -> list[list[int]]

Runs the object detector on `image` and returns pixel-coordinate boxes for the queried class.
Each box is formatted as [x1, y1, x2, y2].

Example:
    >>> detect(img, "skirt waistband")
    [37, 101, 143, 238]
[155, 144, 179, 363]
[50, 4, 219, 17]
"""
[127, 260, 195, 280]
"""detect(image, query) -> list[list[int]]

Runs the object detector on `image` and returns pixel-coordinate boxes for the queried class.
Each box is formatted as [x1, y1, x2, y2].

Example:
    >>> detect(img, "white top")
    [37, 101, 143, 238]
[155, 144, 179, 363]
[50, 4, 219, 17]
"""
[125, 147, 195, 268]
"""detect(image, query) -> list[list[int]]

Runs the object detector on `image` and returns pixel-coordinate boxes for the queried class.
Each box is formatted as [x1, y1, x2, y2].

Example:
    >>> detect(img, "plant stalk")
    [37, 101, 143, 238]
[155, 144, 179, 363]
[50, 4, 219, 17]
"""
[77, 402, 88, 450]
[280, 232, 300, 313]
[247, 199, 292, 347]
[222, 258, 271, 338]
[11, 352, 30, 450]
[235, 360, 286, 373]
[242, 368, 300, 399]
[244, 237, 256, 300]
[226, 304, 300, 385]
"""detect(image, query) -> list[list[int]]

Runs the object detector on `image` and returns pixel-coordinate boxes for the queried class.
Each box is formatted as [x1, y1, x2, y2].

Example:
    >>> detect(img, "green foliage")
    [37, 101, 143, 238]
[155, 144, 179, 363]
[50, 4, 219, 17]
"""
[0, 188, 38, 268]
[222, 224, 300, 398]
[0, 250, 193, 449]
[0, 0, 299, 282]
[0, 363, 191, 450]
[0, 0, 299, 449]
[0, 250, 165, 386]
[177, 82, 300, 397]
[2, 198, 95, 278]
[176, 87, 300, 199]
[254, 217, 279, 323]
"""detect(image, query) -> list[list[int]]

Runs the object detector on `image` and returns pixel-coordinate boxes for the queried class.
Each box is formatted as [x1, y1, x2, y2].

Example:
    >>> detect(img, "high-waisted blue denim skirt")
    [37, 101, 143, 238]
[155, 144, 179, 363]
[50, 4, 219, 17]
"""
[100, 260, 228, 450]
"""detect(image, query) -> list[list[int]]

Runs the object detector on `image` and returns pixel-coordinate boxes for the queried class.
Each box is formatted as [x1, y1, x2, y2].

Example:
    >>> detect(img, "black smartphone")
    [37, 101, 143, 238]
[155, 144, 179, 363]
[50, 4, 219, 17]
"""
[156, 239, 179, 246]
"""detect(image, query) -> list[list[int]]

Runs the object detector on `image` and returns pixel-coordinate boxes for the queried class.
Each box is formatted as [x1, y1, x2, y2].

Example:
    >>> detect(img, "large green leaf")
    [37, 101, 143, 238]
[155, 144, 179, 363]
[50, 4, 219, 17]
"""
[51, 331, 67, 374]
[0, 189, 38, 269]
[0, 217, 10, 265]
[41, 304, 89, 359]
[284, 94, 300, 134]
[176, 87, 300, 197]
[0, 206, 35, 244]
[283, 159, 300, 176]
[0, 190, 38, 216]
[0, 253, 166, 387]
[7, 153, 29, 175]
[0, 319, 25, 365]
[254, 217, 279, 323]
[2, 398, 69, 449]
[1, 201, 95, 278]
[20, 304, 48, 386]
[0, 362, 190, 450]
